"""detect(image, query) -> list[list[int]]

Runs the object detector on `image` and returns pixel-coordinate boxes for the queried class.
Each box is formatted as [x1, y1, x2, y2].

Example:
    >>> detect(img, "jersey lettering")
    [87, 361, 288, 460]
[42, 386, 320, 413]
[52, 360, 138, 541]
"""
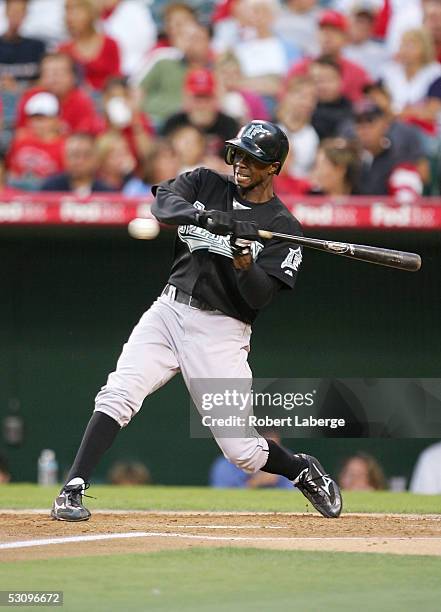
[178, 224, 264, 260]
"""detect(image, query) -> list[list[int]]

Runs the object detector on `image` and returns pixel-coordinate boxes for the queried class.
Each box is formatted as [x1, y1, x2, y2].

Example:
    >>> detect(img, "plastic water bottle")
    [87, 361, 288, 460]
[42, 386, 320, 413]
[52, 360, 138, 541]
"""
[38, 449, 58, 485]
[2, 398, 24, 446]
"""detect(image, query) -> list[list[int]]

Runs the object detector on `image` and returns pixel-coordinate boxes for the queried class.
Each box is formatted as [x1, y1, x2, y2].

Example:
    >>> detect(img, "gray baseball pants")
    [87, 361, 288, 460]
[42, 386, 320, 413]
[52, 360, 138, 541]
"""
[94, 290, 269, 473]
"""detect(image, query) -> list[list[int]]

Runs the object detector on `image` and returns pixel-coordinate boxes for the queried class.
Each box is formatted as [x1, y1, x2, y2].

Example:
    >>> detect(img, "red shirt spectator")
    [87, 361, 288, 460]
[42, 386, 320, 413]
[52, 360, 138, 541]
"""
[274, 174, 311, 198]
[59, 0, 121, 91]
[287, 10, 371, 102]
[17, 85, 104, 135]
[101, 77, 154, 165]
[16, 53, 104, 135]
[8, 132, 65, 181]
[7, 92, 65, 189]
[59, 35, 121, 91]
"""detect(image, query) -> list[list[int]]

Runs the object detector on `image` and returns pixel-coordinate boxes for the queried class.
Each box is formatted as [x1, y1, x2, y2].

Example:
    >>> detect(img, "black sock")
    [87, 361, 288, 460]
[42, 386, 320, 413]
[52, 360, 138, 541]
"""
[64, 411, 121, 486]
[261, 439, 308, 481]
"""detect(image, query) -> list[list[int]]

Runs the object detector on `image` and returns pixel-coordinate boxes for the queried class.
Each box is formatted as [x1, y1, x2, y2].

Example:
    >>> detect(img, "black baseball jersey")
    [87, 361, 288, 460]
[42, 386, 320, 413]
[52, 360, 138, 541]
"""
[152, 167, 303, 323]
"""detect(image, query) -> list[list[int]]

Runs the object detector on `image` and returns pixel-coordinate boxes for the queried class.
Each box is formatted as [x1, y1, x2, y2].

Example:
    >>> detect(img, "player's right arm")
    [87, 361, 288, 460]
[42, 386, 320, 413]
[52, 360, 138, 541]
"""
[151, 168, 203, 226]
[152, 168, 235, 233]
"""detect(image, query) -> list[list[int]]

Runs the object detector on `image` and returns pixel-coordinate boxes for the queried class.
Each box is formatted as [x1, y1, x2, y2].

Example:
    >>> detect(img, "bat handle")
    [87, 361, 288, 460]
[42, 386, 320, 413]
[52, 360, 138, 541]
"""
[258, 230, 273, 240]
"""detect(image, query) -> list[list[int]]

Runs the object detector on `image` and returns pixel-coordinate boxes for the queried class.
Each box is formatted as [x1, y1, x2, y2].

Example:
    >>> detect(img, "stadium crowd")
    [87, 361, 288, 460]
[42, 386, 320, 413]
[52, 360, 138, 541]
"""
[1, 0, 441, 199]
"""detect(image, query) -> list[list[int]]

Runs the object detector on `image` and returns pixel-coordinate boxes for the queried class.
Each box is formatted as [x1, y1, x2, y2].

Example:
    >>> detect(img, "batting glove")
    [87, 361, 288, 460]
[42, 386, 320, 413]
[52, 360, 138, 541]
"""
[196, 210, 234, 235]
[232, 220, 260, 241]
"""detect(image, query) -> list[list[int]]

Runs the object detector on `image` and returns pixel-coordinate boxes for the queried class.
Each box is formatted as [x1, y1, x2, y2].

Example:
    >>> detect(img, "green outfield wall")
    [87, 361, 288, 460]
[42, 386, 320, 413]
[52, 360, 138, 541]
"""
[1, 227, 440, 486]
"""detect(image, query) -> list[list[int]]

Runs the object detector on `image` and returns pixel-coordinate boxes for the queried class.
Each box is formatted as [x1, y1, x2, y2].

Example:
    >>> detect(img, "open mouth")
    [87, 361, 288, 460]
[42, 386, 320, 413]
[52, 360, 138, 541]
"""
[234, 169, 251, 182]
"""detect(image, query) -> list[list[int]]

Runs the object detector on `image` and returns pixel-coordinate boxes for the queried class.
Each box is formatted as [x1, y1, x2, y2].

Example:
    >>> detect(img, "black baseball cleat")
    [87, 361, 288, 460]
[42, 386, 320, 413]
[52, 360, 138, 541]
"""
[51, 477, 91, 522]
[294, 454, 343, 518]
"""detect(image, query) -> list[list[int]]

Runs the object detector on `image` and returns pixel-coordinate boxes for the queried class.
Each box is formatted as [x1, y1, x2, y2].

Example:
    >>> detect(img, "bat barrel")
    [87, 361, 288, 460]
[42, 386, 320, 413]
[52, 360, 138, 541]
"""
[258, 231, 422, 272]
[346, 244, 422, 272]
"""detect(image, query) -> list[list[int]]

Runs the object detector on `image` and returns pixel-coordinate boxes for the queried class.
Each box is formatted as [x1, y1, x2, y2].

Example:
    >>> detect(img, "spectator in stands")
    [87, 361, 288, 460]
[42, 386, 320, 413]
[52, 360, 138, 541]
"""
[159, 2, 198, 49]
[59, 0, 121, 91]
[210, 429, 293, 488]
[410, 441, 441, 494]
[41, 132, 114, 194]
[214, 51, 270, 124]
[98, 0, 156, 78]
[274, 0, 319, 57]
[161, 68, 239, 158]
[381, 0, 424, 56]
[352, 98, 427, 197]
[107, 460, 152, 485]
[424, 0, 441, 63]
[276, 75, 319, 177]
[7, 92, 65, 190]
[0, 0, 46, 91]
[169, 125, 227, 174]
[273, 148, 312, 197]
[343, 3, 389, 80]
[310, 137, 360, 195]
[287, 9, 371, 102]
[135, 21, 213, 126]
[122, 139, 180, 196]
[211, 0, 254, 55]
[344, 83, 433, 176]
[16, 52, 103, 135]
[169, 125, 207, 173]
[96, 131, 137, 191]
[362, 80, 394, 118]
[0, 0, 66, 46]
[309, 55, 353, 140]
[102, 77, 154, 166]
[379, 28, 441, 131]
[338, 452, 387, 491]
[0, 453, 11, 483]
[233, 0, 300, 104]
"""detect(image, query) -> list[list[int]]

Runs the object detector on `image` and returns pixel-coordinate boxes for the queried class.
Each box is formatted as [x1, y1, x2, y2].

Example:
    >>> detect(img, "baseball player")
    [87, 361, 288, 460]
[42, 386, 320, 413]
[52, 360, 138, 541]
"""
[51, 121, 342, 521]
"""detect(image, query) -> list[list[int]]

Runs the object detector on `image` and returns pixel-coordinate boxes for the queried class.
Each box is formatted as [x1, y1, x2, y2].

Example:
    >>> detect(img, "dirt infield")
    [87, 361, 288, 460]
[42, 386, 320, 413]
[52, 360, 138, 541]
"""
[2, 512, 441, 561]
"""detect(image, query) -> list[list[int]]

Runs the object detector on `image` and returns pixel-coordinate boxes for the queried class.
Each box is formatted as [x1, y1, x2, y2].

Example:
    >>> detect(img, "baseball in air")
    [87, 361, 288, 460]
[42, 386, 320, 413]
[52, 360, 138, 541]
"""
[128, 217, 160, 240]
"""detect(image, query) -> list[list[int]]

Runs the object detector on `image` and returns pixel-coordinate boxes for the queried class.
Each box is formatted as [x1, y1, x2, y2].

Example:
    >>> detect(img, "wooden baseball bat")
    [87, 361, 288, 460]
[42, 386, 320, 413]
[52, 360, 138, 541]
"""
[258, 231, 422, 272]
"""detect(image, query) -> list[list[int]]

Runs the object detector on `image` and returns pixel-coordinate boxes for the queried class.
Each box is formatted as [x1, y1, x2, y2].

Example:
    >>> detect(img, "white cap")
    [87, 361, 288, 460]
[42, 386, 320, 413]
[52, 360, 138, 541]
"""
[25, 92, 59, 117]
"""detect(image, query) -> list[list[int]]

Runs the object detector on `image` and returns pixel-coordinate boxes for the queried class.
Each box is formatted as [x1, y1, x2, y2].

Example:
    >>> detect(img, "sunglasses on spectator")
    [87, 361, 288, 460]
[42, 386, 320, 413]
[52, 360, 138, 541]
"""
[354, 113, 382, 124]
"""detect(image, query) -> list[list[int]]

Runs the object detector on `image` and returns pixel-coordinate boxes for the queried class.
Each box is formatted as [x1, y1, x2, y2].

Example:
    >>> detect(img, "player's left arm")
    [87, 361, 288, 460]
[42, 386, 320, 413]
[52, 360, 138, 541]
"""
[254, 212, 303, 290]
[233, 258, 281, 309]
[230, 221, 284, 309]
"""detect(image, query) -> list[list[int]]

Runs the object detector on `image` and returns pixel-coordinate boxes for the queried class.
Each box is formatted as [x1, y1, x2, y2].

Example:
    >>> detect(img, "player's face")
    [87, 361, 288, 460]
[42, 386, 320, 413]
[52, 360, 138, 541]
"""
[231, 149, 276, 192]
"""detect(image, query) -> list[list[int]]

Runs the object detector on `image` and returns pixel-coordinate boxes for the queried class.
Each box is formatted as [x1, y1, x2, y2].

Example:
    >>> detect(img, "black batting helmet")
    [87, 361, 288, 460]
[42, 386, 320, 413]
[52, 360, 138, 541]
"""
[224, 121, 289, 174]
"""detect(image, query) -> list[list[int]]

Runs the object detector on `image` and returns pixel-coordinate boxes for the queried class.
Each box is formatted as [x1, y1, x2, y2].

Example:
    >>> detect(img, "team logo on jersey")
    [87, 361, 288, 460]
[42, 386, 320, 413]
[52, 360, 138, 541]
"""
[240, 123, 271, 140]
[178, 201, 264, 260]
[281, 247, 302, 276]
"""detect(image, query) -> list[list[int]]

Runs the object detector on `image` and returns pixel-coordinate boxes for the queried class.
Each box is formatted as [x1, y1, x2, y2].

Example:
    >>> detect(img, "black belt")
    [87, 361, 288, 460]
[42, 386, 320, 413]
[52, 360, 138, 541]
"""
[162, 284, 216, 311]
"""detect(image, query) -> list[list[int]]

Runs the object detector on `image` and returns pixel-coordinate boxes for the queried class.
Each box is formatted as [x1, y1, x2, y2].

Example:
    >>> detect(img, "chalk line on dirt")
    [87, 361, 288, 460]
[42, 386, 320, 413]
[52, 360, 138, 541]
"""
[2, 532, 441, 551]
